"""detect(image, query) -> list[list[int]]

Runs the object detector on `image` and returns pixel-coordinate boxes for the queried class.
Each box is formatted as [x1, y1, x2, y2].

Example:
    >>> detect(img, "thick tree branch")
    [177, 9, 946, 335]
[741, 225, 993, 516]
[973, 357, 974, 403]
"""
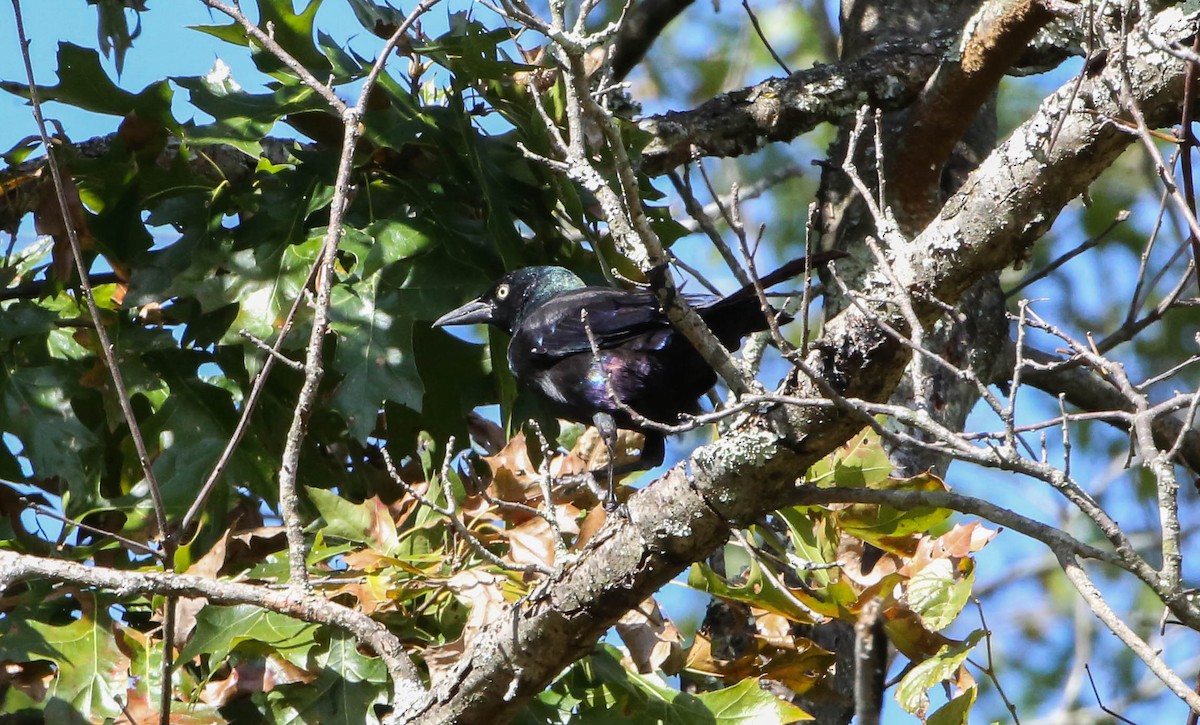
[639, 33, 951, 174]
[609, 0, 695, 81]
[888, 0, 1056, 231]
[405, 6, 1200, 724]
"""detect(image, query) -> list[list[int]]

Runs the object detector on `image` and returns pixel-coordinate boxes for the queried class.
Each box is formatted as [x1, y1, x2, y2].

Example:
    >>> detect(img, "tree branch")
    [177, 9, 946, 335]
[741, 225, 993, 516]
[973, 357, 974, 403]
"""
[609, 0, 694, 81]
[405, 6, 1200, 723]
[0, 550, 423, 693]
[888, 0, 1057, 231]
[639, 33, 951, 174]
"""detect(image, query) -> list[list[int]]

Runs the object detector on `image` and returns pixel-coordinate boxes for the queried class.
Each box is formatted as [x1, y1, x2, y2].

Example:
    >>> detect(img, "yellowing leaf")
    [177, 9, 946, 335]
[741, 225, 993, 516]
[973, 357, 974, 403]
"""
[895, 631, 984, 718]
[908, 557, 975, 632]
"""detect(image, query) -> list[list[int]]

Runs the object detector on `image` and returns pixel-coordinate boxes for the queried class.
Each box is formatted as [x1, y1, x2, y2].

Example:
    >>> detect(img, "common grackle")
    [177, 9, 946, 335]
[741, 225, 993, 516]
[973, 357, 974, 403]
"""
[433, 253, 844, 487]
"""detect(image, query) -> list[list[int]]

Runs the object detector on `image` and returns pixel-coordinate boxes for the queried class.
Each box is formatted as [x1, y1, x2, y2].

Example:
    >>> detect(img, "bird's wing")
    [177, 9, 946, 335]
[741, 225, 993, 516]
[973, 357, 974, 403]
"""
[518, 288, 683, 359]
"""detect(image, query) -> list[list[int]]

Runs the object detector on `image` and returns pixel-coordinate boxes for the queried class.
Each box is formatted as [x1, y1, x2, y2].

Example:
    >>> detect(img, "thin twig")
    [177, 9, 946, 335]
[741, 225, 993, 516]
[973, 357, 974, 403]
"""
[197, 0, 348, 113]
[11, 0, 168, 546]
[1059, 553, 1200, 714]
[741, 0, 791, 75]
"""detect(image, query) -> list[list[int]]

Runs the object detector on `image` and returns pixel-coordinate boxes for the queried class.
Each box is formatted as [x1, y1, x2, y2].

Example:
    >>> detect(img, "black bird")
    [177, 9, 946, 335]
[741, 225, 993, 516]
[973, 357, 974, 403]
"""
[433, 253, 843, 487]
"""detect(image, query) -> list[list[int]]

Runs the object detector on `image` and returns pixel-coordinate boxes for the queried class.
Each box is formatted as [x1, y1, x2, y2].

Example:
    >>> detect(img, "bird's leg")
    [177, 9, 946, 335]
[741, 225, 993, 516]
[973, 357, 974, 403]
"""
[592, 412, 620, 510]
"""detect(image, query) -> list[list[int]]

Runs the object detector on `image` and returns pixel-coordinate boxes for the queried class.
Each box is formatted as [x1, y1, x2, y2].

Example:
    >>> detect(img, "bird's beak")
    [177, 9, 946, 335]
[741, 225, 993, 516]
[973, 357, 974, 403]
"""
[432, 298, 494, 327]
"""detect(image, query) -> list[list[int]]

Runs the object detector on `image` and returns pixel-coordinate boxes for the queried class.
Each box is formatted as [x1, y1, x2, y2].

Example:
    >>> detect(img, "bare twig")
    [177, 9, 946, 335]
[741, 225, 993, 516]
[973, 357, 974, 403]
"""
[741, 0, 792, 75]
[197, 0, 348, 113]
[11, 0, 168, 546]
[0, 548, 422, 690]
[1058, 554, 1200, 714]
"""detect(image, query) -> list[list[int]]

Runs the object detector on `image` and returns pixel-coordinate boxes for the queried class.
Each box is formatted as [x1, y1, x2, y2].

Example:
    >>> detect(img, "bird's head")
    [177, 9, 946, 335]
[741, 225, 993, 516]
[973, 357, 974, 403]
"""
[432, 266, 586, 334]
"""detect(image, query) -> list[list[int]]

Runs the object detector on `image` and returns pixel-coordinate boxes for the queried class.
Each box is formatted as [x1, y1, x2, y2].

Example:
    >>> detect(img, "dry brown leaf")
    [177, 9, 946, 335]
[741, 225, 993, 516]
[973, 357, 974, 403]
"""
[483, 433, 539, 503]
[172, 533, 231, 642]
[616, 597, 685, 675]
[116, 689, 221, 724]
[757, 645, 837, 695]
[570, 426, 645, 473]
[503, 504, 580, 570]
[898, 523, 994, 578]
[882, 606, 956, 661]
[448, 569, 508, 638]
[330, 575, 390, 616]
[363, 495, 401, 554]
[422, 636, 466, 682]
[572, 505, 607, 551]
[197, 656, 317, 709]
[938, 522, 998, 558]
[34, 171, 93, 283]
[753, 610, 795, 648]
[838, 537, 899, 588]
[226, 526, 287, 571]
[684, 630, 719, 675]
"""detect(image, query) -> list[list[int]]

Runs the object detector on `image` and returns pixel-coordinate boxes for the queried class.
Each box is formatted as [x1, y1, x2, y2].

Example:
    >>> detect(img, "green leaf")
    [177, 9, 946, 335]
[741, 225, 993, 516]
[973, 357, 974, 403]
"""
[0, 365, 100, 502]
[175, 67, 324, 154]
[386, 324, 495, 450]
[0, 43, 174, 127]
[927, 686, 977, 725]
[693, 677, 812, 723]
[551, 647, 809, 724]
[192, 0, 331, 82]
[0, 301, 59, 344]
[92, 0, 145, 76]
[688, 560, 817, 624]
[908, 558, 975, 632]
[836, 473, 952, 550]
[265, 631, 388, 724]
[363, 220, 436, 270]
[150, 371, 274, 502]
[1, 134, 41, 165]
[895, 630, 984, 718]
[329, 281, 423, 440]
[806, 427, 892, 488]
[179, 604, 319, 669]
[306, 486, 400, 554]
[345, 0, 409, 35]
[775, 508, 838, 586]
[0, 598, 127, 722]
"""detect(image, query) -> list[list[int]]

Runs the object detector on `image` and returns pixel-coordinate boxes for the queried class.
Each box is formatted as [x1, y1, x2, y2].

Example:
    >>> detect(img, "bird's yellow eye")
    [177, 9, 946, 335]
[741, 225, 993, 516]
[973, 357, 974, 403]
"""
[496, 283, 510, 300]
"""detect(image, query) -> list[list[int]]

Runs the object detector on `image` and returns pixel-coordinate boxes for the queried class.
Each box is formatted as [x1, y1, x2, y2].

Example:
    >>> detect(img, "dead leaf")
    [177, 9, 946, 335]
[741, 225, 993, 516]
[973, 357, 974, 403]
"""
[197, 656, 317, 708]
[422, 636, 466, 682]
[937, 522, 998, 558]
[616, 597, 684, 675]
[447, 569, 508, 639]
[573, 506, 607, 551]
[34, 171, 93, 284]
[331, 575, 391, 616]
[503, 504, 580, 570]
[483, 433, 539, 503]
[225, 526, 287, 571]
[882, 606, 956, 661]
[571, 426, 645, 473]
[173, 533, 231, 642]
[838, 537, 899, 588]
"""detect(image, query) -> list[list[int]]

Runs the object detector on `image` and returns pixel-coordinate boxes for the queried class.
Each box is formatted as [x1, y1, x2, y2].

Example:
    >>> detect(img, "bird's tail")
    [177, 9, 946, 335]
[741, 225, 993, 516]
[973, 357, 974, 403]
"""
[718, 250, 847, 306]
[701, 250, 846, 348]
